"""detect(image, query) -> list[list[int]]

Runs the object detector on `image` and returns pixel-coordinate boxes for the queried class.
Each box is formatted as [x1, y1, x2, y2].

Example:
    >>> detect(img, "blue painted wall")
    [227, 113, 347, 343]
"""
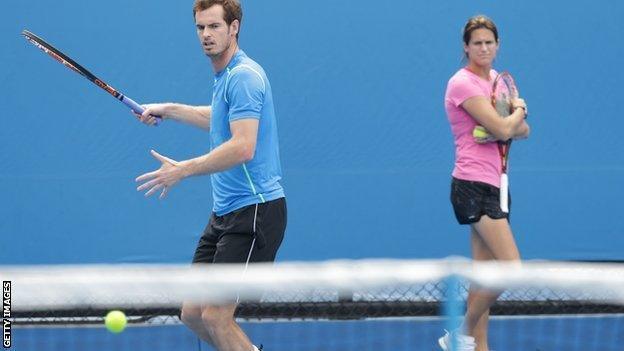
[1, 1, 623, 263]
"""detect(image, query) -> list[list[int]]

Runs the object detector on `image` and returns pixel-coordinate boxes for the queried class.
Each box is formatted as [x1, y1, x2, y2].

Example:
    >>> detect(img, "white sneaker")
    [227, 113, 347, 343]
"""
[438, 329, 476, 351]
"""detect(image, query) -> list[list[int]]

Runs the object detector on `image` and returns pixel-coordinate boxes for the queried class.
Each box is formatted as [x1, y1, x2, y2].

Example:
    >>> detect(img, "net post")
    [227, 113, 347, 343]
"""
[442, 274, 464, 351]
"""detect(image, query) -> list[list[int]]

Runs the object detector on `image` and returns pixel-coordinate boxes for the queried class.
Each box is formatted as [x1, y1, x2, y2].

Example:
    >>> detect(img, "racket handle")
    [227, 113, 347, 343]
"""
[500, 173, 509, 213]
[120, 95, 162, 126]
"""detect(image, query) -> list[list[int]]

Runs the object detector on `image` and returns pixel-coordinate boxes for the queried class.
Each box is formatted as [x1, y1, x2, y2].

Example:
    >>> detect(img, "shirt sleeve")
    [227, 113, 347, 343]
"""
[447, 74, 487, 108]
[226, 66, 266, 121]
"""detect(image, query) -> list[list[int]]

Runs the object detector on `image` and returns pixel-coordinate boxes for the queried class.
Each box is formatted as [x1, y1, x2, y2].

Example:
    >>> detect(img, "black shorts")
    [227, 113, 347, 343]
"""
[192, 197, 287, 264]
[450, 177, 510, 225]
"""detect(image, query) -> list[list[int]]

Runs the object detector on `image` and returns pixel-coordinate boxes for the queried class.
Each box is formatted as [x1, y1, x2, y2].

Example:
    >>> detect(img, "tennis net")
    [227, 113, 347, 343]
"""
[3, 259, 624, 350]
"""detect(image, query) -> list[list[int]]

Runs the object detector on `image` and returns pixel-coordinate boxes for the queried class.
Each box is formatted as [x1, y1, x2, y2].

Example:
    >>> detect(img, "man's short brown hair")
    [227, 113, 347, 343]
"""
[193, 0, 242, 37]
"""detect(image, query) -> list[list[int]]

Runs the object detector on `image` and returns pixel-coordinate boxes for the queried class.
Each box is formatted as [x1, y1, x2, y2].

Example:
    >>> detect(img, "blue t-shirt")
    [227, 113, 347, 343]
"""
[210, 50, 285, 215]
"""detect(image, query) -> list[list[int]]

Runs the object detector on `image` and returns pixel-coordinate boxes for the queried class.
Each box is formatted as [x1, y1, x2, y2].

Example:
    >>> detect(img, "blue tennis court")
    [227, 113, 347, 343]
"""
[12, 315, 624, 351]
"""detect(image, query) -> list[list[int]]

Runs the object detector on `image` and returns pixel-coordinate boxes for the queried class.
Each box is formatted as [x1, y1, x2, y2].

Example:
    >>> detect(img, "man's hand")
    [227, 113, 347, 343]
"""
[132, 103, 170, 126]
[136, 150, 187, 199]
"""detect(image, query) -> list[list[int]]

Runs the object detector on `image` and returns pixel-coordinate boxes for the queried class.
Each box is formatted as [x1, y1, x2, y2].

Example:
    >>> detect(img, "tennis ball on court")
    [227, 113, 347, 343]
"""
[472, 125, 489, 139]
[105, 310, 127, 333]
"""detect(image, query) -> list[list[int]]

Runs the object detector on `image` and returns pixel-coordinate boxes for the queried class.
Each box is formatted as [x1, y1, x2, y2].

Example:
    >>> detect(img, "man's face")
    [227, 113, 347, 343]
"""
[195, 5, 238, 58]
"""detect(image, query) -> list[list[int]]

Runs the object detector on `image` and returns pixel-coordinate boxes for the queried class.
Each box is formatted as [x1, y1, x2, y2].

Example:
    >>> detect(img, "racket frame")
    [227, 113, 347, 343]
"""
[21, 30, 160, 124]
[490, 71, 518, 213]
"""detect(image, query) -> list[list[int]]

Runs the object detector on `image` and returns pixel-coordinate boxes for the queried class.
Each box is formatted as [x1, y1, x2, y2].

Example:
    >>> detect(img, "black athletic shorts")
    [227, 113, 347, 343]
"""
[450, 177, 510, 225]
[192, 197, 287, 264]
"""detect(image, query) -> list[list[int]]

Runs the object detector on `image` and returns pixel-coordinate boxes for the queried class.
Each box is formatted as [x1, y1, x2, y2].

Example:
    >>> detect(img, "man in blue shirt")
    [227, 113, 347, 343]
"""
[135, 1, 286, 350]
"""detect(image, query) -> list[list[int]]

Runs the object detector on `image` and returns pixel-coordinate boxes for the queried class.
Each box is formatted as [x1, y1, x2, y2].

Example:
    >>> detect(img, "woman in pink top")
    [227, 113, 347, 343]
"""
[439, 15, 530, 351]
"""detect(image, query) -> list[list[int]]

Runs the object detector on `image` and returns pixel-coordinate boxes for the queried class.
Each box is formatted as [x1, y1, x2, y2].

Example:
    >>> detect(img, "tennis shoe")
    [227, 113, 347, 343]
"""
[438, 329, 476, 351]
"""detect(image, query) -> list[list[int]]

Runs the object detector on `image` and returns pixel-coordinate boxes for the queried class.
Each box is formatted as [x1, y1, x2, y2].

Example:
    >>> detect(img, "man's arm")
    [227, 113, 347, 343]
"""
[180, 118, 258, 174]
[136, 118, 259, 198]
[137, 103, 212, 131]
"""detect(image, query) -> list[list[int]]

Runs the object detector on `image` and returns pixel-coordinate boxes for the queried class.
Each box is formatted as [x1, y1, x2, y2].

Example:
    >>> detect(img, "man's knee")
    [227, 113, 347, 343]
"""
[201, 305, 236, 329]
[181, 305, 203, 327]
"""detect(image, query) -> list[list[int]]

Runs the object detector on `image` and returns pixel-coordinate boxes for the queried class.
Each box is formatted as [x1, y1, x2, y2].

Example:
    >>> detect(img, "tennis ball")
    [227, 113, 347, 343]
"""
[472, 125, 489, 139]
[105, 310, 127, 334]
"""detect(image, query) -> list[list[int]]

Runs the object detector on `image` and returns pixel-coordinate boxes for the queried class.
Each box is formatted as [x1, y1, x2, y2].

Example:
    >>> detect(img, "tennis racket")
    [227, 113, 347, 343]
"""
[21, 30, 161, 124]
[491, 72, 519, 213]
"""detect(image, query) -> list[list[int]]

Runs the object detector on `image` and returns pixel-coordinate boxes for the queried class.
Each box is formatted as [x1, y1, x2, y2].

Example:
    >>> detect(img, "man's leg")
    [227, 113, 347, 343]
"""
[183, 199, 286, 350]
[181, 303, 215, 345]
[200, 304, 254, 351]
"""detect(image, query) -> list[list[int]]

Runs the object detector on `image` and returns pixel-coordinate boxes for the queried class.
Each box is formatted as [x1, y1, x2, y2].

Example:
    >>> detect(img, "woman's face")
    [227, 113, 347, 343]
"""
[464, 28, 499, 68]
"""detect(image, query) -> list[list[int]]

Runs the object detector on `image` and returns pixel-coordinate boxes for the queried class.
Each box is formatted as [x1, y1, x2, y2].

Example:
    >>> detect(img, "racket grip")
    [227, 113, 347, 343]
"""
[121, 95, 162, 126]
[500, 173, 509, 213]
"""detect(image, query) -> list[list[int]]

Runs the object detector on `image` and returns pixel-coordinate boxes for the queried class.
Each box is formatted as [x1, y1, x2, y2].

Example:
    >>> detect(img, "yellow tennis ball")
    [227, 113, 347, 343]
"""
[472, 125, 489, 139]
[105, 310, 127, 334]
